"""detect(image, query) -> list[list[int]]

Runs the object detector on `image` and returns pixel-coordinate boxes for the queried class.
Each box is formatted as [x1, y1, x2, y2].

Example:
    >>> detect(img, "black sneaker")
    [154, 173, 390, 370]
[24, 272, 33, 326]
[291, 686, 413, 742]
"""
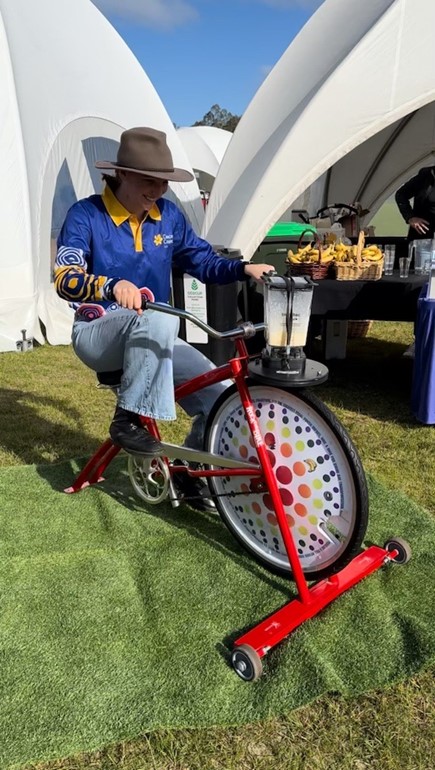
[172, 459, 216, 513]
[110, 406, 163, 456]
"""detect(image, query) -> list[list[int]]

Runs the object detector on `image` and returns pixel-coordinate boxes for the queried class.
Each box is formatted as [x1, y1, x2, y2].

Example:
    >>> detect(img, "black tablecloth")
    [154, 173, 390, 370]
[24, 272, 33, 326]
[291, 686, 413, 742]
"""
[311, 273, 426, 321]
[240, 273, 427, 325]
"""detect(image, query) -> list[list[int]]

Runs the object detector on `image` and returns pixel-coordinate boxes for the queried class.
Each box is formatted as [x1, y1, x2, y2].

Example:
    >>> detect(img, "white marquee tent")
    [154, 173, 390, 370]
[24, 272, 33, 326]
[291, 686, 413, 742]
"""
[203, 0, 435, 259]
[0, 0, 202, 352]
[177, 126, 232, 182]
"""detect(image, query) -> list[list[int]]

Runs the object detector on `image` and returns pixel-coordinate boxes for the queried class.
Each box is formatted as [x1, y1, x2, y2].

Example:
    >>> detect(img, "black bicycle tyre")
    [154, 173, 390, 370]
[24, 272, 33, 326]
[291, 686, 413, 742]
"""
[204, 382, 368, 580]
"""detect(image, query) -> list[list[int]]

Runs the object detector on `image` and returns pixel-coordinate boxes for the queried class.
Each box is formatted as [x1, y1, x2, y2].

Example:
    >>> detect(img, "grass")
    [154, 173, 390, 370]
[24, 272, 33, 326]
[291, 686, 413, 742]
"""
[2, 460, 432, 769]
[0, 321, 434, 770]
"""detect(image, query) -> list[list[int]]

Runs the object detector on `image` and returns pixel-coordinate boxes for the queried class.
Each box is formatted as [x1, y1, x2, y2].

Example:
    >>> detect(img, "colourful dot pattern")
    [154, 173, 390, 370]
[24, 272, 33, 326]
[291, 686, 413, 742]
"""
[209, 388, 355, 572]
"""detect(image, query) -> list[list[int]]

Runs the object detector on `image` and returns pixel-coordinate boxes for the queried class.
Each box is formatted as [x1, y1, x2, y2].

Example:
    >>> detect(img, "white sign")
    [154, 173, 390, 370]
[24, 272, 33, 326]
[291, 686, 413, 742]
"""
[183, 274, 208, 343]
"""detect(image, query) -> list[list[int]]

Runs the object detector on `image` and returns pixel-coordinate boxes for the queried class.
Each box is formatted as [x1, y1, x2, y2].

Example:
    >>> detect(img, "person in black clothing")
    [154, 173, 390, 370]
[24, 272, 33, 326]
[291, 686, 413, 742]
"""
[395, 165, 435, 239]
[394, 166, 435, 360]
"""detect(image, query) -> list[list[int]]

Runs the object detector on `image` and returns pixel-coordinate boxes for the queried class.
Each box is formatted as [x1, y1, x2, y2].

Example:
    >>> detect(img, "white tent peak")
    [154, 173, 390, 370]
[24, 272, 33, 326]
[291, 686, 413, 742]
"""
[177, 126, 233, 190]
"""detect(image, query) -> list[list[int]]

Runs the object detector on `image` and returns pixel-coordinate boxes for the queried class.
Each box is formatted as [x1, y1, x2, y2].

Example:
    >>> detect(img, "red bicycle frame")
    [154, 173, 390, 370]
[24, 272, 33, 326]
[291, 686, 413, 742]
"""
[66, 336, 398, 664]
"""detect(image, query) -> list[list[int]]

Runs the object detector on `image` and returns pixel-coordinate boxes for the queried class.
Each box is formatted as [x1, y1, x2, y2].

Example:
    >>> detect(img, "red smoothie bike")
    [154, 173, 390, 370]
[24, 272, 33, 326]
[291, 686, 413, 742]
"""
[67, 273, 411, 681]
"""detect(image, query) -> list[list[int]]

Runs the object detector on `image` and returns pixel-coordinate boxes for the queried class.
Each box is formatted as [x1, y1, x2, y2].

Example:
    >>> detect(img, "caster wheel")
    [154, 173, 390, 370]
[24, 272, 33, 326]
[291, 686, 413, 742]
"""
[231, 644, 263, 682]
[384, 537, 412, 565]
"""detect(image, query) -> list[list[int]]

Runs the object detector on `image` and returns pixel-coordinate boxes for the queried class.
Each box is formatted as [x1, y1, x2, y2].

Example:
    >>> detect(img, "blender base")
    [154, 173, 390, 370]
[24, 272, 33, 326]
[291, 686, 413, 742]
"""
[248, 357, 329, 387]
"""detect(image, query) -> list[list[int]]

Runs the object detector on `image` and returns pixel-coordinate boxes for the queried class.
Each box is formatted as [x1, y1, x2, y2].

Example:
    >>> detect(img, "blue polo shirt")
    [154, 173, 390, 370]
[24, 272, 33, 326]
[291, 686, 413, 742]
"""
[54, 184, 246, 309]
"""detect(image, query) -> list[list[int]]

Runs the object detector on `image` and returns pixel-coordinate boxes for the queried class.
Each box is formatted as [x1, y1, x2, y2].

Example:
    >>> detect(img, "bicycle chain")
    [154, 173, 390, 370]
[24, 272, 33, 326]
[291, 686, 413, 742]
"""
[175, 488, 263, 503]
[171, 465, 266, 503]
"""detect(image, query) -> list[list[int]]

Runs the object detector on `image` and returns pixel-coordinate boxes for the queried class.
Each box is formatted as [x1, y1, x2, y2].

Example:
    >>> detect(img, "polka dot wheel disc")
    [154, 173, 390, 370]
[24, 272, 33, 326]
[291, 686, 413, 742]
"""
[207, 386, 358, 575]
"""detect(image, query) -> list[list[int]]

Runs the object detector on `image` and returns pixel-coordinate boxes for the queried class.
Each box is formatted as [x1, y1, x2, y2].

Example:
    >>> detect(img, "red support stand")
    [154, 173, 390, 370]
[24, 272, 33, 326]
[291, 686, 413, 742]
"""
[234, 545, 397, 659]
[64, 439, 121, 493]
[64, 412, 160, 495]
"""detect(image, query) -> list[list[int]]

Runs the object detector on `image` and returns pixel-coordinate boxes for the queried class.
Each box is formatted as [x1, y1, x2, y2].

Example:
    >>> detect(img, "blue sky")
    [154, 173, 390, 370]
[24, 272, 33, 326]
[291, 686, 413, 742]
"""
[91, 0, 322, 127]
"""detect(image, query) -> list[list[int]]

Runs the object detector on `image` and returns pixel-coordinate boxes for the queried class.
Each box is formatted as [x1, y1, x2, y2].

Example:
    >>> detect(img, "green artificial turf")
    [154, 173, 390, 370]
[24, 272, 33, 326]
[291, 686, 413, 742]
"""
[0, 457, 434, 770]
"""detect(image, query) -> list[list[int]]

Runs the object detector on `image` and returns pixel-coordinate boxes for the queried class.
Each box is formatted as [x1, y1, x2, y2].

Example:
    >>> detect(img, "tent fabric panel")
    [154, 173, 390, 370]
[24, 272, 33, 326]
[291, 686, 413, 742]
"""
[177, 128, 221, 177]
[181, 126, 232, 165]
[203, 0, 435, 260]
[313, 104, 435, 224]
[0, 298, 41, 353]
[0, 8, 40, 350]
[37, 119, 125, 346]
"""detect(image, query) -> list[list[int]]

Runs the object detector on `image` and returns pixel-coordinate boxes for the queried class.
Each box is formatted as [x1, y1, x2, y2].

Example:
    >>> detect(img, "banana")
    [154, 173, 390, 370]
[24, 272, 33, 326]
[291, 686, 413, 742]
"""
[361, 246, 383, 262]
[321, 245, 334, 263]
[287, 250, 303, 264]
[299, 242, 314, 255]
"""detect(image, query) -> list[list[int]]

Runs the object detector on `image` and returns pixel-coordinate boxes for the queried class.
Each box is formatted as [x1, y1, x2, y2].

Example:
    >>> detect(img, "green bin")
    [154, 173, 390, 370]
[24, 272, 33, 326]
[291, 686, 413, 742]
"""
[250, 221, 317, 275]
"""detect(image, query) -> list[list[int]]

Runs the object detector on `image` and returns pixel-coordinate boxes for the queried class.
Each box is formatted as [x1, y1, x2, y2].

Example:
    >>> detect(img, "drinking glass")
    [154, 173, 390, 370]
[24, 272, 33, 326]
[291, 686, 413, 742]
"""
[423, 258, 432, 275]
[383, 245, 395, 275]
[399, 257, 410, 278]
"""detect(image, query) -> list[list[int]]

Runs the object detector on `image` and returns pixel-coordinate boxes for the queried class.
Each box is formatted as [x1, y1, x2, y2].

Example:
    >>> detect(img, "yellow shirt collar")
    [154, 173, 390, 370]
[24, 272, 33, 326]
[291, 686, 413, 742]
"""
[102, 184, 161, 225]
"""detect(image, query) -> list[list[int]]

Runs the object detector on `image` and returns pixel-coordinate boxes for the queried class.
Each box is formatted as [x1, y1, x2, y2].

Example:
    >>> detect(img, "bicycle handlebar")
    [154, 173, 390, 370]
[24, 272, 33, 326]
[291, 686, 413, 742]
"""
[317, 203, 359, 217]
[141, 297, 264, 340]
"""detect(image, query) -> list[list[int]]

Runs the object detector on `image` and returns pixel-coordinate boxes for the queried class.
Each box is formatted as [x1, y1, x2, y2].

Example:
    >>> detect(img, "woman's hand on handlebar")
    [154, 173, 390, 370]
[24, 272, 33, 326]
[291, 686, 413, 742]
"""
[244, 263, 275, 283]
[113, 280, 143, 314]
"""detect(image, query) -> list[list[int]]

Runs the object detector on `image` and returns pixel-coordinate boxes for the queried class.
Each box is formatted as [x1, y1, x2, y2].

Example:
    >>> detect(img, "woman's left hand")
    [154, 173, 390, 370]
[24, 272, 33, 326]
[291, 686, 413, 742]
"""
[243, 263, 275, 283]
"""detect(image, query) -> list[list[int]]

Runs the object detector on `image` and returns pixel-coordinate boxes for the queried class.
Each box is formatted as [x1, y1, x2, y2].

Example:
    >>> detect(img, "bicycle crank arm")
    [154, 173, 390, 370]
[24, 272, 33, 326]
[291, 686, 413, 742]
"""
[158, 443, 259, 470]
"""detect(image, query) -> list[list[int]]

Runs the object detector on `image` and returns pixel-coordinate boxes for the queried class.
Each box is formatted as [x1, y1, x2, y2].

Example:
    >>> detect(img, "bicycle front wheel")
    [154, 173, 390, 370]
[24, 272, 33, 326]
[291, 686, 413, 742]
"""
[205, 383, 368, 580]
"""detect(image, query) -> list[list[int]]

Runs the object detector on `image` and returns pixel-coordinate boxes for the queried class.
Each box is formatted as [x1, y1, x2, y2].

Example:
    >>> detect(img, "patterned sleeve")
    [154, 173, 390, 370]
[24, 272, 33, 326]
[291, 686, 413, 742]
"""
[54, 202, 118, 302]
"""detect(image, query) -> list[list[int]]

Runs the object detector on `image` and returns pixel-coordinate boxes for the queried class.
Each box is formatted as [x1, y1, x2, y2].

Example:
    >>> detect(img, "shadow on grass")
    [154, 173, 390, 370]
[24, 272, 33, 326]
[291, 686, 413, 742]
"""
[308, 337, 419, 425]
[0, 387, 103, 464]
[35, 454, 294, 605]
[112, 473, 296, 601]
[245, 333, 418, 424]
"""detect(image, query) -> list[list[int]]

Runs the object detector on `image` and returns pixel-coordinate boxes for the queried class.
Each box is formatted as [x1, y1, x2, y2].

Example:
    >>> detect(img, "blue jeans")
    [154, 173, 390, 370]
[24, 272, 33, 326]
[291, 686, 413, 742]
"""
[72, 309, 230, 449]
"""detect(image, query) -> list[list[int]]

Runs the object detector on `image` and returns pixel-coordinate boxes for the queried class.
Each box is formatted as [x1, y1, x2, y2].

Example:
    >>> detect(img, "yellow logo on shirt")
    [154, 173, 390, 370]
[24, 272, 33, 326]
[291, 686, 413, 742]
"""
[154, 234, 163, 246]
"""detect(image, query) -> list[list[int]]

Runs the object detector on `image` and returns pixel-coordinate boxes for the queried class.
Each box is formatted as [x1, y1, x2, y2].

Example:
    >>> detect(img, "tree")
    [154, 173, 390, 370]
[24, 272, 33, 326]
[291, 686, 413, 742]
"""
[192, 104, 240, 132]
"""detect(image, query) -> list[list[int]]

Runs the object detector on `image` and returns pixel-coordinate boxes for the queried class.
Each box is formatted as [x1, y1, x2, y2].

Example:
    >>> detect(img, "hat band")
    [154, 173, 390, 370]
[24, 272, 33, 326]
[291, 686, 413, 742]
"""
[117, 162, 175, 172]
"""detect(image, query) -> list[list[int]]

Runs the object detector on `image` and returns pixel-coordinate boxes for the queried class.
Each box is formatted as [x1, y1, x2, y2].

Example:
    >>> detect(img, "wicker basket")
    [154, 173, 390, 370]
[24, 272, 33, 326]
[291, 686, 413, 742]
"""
[286, 229, 331, 280]
[348, 320, 373, 338]
[333, 231, 383, 281]
[333, 260, 383, 281]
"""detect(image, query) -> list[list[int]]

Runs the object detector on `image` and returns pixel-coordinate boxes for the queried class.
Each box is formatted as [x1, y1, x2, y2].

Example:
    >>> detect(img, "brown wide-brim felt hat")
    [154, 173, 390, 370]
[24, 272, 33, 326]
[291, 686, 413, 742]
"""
[95, 126, 194, 183]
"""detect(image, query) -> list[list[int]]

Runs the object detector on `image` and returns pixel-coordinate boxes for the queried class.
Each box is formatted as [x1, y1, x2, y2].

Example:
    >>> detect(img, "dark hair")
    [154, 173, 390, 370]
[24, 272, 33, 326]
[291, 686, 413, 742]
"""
[101, 172, 121, 191]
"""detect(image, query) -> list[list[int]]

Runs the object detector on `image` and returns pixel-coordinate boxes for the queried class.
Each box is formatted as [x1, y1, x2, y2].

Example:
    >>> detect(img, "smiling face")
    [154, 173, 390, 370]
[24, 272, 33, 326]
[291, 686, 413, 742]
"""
[116, 170, 169, 217]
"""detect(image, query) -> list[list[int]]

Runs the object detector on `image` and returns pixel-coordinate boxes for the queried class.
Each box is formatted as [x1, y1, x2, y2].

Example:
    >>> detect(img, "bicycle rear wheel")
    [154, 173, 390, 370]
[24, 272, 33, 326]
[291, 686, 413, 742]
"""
[205, 383, 368, 580]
